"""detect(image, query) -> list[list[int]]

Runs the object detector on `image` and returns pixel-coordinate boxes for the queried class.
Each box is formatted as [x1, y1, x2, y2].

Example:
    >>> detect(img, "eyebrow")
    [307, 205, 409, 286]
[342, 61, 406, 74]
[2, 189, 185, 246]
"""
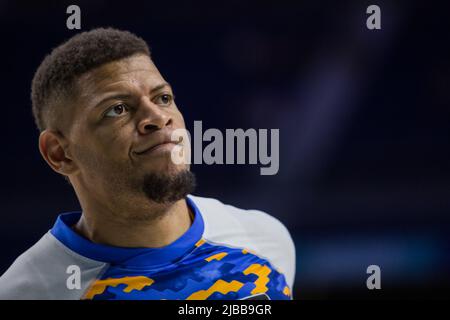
[92, 82, 173, 109]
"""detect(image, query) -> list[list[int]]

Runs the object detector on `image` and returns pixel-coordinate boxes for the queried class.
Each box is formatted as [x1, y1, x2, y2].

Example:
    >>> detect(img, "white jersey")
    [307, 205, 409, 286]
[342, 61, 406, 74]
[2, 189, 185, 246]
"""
[0, 195, 296, 300]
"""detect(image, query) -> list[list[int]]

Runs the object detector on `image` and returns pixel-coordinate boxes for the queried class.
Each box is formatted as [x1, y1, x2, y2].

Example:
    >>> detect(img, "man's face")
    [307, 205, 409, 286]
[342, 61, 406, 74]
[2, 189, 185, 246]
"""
[65, 54, 192, 210]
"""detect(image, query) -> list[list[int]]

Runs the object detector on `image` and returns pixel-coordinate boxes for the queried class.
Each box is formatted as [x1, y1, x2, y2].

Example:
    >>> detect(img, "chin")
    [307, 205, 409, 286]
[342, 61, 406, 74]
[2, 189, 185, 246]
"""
[140, 168, 196, 204]
[144, 160, 189, 177]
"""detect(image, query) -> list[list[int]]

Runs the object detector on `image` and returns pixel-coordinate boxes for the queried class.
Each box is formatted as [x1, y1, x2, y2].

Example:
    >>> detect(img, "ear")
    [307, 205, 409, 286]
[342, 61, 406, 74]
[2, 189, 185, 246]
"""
[38, 130, 79, 176]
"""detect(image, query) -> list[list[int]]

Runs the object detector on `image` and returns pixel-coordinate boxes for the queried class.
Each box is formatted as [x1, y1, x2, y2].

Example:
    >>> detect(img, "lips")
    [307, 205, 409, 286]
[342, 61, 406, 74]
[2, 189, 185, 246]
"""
[135, 141, 178, 155]
[133, 132, 181, 155]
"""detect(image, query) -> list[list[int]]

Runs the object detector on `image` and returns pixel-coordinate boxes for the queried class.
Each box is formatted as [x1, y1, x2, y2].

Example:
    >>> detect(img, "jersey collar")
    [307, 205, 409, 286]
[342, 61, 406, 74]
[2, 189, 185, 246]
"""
[50, 196, 204, 268]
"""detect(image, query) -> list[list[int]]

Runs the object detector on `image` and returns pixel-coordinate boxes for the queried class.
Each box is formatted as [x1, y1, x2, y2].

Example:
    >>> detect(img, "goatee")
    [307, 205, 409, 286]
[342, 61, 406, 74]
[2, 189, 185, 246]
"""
[141, 170, 196, 204]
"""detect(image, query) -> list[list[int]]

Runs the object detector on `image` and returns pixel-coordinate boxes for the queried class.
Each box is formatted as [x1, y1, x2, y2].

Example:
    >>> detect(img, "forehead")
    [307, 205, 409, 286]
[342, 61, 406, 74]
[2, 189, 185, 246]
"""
[77, 54, 164, 101]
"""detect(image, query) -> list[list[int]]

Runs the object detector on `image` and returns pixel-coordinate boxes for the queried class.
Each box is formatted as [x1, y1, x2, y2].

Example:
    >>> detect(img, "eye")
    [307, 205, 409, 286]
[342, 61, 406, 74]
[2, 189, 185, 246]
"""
[155, 94, 173, 106]
[105, 104, 129, 118]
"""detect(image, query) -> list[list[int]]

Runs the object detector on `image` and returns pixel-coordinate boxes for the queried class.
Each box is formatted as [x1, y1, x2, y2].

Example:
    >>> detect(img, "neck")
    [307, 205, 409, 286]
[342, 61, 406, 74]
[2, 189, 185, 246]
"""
[73, 198, 192, 248]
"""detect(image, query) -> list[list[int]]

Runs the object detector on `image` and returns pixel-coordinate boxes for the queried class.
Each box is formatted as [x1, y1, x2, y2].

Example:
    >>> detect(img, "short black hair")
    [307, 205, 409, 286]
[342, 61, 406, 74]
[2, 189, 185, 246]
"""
[31, 28, 151, 132]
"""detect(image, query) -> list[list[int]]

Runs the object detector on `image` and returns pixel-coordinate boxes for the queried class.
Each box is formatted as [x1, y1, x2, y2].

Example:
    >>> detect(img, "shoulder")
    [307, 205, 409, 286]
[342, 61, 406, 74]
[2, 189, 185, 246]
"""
[189, 195, 296, 289]
[0, 232, 105, 300]
[0, 233, 56, 299]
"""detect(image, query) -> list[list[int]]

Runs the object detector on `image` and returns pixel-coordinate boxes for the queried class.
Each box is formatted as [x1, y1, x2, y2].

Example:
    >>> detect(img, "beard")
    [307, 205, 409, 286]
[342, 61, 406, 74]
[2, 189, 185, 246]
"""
[141, 169, 196, 204]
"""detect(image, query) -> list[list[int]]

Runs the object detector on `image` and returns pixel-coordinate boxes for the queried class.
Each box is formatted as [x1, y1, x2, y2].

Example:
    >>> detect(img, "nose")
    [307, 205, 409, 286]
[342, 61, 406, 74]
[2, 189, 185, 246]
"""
[137, 96, 172, 135]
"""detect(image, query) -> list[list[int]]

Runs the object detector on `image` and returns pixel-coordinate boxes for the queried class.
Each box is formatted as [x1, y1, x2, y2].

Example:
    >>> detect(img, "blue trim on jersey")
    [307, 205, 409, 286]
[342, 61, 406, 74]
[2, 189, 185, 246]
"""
[50, 196, 204, 268]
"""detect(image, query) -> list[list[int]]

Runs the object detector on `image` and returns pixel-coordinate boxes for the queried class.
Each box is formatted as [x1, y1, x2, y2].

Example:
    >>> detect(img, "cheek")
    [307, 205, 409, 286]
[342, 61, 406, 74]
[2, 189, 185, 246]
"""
[74, 129, 132, 168]
[71, 141, 100, 172]
[72, 140, 130, 180]
[95, 121, 135, 150]
[98, 135, 133, 163]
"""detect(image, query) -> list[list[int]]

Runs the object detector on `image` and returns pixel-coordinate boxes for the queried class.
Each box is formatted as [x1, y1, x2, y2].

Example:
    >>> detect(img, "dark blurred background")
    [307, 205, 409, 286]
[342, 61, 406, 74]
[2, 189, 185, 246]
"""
[0, 0, 449, 299]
